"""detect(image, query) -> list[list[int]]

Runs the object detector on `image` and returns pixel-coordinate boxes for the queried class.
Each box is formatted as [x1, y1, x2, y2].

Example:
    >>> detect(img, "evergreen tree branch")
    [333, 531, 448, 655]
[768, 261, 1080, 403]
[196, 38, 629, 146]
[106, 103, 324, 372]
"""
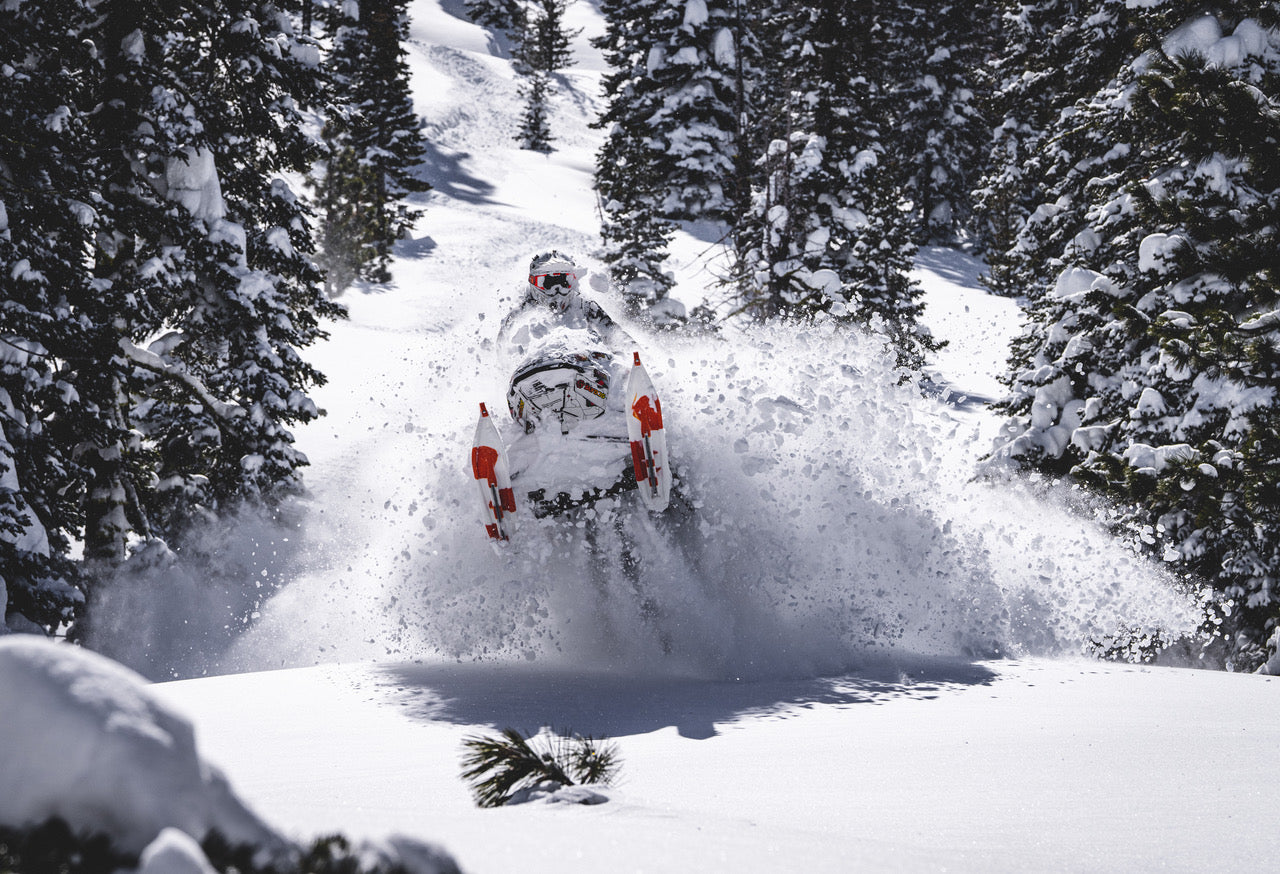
[460, 727, 620, 808]
[116, 338, 246, 422]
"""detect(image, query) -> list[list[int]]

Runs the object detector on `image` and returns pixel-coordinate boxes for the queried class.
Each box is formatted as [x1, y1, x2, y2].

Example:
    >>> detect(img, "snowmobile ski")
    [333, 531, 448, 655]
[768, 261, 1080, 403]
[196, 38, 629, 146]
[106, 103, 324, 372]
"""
[625, 352, 671, 512]
[471, 403, 516, 542]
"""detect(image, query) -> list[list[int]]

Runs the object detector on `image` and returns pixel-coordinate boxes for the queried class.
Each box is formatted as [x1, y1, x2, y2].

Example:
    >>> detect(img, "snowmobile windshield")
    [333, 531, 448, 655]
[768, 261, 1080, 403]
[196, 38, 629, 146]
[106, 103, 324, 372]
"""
[507, 349, 612, 435]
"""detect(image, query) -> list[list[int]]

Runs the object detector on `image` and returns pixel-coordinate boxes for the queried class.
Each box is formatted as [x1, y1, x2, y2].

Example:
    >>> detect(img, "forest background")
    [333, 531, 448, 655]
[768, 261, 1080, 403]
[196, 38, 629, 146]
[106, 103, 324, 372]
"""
[1, 0, 1279, 678]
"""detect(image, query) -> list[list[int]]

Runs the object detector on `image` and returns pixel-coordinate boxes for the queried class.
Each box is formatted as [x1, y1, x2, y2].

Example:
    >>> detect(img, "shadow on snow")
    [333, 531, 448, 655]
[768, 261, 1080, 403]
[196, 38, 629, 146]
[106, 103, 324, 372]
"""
[913, 246, 989, 291]
[373, 656, 998, 740]
[414, 141, 499, 207]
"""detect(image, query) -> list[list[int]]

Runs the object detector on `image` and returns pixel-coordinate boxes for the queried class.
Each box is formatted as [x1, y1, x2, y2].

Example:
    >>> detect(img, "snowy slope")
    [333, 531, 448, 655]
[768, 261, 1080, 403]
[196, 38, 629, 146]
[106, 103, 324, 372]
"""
[9, 2, 1280, 873]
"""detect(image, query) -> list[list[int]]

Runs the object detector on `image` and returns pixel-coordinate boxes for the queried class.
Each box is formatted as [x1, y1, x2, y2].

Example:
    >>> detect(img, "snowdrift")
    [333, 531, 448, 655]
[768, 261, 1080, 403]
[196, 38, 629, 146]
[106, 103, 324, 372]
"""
[0, 636, 458, 873]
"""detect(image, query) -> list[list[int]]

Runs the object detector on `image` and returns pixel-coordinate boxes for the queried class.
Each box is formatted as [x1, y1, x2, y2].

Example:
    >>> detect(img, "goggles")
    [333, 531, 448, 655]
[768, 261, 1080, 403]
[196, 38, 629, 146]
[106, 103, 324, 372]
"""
[530, 272, 573, 292]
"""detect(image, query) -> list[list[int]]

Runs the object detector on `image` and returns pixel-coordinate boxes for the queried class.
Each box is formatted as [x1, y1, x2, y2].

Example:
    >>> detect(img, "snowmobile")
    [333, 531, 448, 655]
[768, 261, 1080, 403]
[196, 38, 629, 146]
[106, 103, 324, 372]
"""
[470, 335, 681, 651]
[471, 340, 686, 654]
[468, 252, 687, 653]
[470, 340, 671, 543]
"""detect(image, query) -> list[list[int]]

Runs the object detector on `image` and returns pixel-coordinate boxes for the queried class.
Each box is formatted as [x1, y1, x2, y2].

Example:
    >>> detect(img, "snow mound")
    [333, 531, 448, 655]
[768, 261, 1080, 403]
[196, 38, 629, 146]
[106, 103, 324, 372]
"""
[137, 829, 221, 874]
[0, 636, 281, 855]
[0, 637, 463, 873]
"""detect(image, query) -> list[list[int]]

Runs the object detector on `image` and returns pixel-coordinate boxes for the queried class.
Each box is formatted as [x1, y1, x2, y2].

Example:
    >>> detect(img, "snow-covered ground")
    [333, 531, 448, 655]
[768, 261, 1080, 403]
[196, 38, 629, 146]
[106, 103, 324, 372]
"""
[156, 656, 1280, 873]
[5, 1, 1280, 872]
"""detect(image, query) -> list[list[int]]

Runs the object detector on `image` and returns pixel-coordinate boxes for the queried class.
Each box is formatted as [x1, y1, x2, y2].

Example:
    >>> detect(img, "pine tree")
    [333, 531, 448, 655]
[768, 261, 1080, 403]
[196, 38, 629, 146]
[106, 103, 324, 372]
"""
[314, 135, 379, 293]
[76, 0, 342, 553]
[595, 130, 678, 312]
[729, 1, 935, 368]
[515, 0, 578, 77]
[594, 0, 761, 316]
[0, 0, 96, 632]
[157, 0, 343, 511]
[460, 728, 621, 807]
[74, 0, 211, 564]
[881, 1, 996, 245]
[642, 0, 743, 222]
[509, 0, 580, 154]
[0, 0, 342, 635]
[516, 71, 554, 152]
[971, 0, 1076, 278]
[317, 0, 430, 288]
[992, 8, 1280, 669]
[465, 0, 527, 34]
[358, 1, 432, 270]
[592, 0, 680, 312]
[978, 0, 1156, 297]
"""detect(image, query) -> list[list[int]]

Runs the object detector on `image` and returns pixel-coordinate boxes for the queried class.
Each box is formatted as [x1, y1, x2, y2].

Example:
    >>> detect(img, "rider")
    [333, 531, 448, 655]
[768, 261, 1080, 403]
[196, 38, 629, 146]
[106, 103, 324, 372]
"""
[499, 249, 633, 356]
[499, 250, 636, 434]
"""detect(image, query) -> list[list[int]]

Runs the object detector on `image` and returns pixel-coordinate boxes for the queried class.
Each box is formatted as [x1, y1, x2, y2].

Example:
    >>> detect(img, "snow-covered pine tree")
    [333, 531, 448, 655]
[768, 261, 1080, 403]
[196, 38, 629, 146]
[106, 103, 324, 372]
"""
[75, 0, 225, 565]
[980, 0, 1157, 299]
[592, 0, 680, 312]
[730, 1, 934, 367]
[509, 0, 580, 154]
[465, 0, 527, 35]
[992, 8, 1280, 669]
[731, 1, 832, 318]
[880, 1, 995, 246]
[355, 1, 431, 275]
[83, 0, 341, 555]
[314, 1, 372, 290]
[0, 0, 341, 635]
[315, 133, 379, 294]
[722, 0, 765, 228]
[641, 0, 743, 223]
[317, 0, 430, 287]
[144, 0, 344, 518]
[594, 0, 764, 315]
[516, 71, 555, 152]
[0, 0, 96, 632]
[515, 0, 579, 77]
[992, 0, 1208, 465]
[973, 0, 1081, 287]
[594, 130, 679, 313]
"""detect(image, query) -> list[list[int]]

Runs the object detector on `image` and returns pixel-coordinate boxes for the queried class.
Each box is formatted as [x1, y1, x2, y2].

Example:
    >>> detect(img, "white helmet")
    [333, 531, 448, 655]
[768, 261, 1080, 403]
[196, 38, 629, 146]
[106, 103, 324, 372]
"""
[528, 250, 580, 312]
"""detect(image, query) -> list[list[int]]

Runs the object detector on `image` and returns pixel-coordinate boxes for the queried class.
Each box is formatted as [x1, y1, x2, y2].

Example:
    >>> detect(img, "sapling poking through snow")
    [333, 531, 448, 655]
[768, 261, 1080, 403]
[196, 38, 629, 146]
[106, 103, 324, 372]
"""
[460, 728, 620, 807]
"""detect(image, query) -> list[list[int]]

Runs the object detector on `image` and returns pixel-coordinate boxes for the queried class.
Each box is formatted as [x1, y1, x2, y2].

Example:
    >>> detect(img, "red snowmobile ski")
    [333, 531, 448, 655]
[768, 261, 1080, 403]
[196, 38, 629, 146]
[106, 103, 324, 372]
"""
[470, 403, 516, 542]
[626, 353, 670, 512]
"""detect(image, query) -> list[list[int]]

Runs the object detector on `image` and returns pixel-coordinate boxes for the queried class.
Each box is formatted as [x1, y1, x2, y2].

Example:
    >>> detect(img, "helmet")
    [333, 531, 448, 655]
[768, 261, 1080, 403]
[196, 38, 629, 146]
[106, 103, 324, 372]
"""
[527, 250, 580, 312]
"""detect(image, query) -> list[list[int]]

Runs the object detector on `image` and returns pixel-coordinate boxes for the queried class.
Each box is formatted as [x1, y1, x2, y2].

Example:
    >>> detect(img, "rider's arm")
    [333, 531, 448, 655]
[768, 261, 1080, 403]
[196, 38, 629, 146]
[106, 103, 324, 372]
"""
[585, 299, 637, 353]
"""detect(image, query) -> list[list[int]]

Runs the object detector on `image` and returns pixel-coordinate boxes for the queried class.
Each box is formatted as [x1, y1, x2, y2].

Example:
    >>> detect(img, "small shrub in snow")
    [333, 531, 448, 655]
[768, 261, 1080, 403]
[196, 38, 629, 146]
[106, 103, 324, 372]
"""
[460, 728, 620, 808]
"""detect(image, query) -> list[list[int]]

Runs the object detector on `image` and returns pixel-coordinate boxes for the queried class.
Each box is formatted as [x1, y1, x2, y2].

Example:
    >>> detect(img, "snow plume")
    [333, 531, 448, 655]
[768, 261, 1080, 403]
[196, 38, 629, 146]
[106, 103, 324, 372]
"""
[633, 320, 1200, 673]
[225, 318, 1199, 681]
[79, 503, 308, 681]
